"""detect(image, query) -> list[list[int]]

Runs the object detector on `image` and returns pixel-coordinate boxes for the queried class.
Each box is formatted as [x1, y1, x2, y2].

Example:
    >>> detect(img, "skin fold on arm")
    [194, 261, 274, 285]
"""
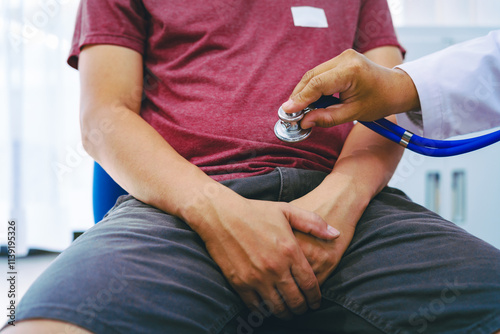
[77, 44, 340, 320]
[290, 46, 405, 285]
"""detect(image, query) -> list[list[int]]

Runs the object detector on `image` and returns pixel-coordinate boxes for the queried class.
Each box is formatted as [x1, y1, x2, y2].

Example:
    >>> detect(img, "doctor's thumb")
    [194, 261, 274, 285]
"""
[301, 105, 355, 129]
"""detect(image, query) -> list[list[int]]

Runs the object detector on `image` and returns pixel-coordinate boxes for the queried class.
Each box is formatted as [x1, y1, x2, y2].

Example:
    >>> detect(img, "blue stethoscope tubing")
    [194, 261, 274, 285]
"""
[311, 95, 500, 157]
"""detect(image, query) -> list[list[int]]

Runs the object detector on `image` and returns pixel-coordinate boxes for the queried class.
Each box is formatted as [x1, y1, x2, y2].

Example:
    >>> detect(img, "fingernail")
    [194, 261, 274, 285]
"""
[311, 302, 321, 309]
[327, 225, 340, 237]
[281, 99, 294, 111]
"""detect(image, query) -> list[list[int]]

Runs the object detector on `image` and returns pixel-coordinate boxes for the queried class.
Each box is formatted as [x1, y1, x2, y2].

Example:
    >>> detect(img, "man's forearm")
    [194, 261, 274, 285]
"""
[81, 104, 229, 230]
[296, 46, 404, 224]
[328, 117, 403, 203]
[296, 118, 403, 227]
[331, 46, 405, 203]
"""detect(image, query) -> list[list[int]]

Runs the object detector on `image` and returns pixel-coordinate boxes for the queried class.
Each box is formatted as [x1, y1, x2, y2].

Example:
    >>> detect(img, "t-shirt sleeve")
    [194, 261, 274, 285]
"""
[353, 0, 405, 56]
[67, 0, 149, 70]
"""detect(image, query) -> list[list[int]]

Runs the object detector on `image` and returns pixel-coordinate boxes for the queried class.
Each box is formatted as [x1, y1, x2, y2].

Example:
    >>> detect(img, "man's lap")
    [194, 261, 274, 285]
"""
[15, 195, 243, 334]
[269, 187, 500, 333]
[12, 168, 500, 334]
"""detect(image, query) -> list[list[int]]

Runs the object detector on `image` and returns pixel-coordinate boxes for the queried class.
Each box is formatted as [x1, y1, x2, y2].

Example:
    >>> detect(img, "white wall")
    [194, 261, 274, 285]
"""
[1, 0, 93, 255]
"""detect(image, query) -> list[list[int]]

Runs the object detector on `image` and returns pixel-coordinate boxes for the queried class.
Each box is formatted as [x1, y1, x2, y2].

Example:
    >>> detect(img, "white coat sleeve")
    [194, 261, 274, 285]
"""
[395, 30, 500, 139]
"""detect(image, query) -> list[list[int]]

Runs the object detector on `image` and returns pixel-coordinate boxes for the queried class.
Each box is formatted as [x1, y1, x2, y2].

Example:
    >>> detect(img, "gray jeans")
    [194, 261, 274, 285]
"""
[15, 168, 500, 333]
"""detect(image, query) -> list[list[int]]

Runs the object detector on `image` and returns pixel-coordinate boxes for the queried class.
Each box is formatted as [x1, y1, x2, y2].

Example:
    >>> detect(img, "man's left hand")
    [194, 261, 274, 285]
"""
[290, 178, 367, 285]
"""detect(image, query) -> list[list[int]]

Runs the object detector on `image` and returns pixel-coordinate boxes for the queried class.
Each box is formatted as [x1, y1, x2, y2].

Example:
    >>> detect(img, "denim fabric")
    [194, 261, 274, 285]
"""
[15, 168, 500, 333]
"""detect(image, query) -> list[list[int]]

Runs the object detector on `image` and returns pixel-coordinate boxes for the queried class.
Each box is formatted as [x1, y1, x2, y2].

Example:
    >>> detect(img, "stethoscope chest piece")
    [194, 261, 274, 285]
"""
[274, 106, 312, 143]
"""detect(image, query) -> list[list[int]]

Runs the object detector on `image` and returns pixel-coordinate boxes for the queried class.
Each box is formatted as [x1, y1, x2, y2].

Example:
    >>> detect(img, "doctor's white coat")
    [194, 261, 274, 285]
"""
[396, 30, 500, 140]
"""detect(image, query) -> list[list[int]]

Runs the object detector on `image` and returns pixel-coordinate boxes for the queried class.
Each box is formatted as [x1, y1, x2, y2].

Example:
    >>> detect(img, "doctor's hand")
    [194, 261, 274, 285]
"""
[281, 49, 421, 128]
[195, 191, 340, 320]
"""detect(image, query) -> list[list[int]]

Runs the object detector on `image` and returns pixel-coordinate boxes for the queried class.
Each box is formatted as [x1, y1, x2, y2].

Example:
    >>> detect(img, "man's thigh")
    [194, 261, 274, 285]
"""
[277, 187, 500, 334]
[14, 195, 244, 334]
[12, 170, 500, 334]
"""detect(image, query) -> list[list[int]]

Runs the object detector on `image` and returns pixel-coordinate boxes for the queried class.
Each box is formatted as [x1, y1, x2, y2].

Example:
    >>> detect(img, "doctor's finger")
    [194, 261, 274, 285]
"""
[282, 49, 369, 115]
[288, 48, 366, 98]
[281, 69, 348, 115]
[301, 104, 358, 129]
[289, 55, 344, 98]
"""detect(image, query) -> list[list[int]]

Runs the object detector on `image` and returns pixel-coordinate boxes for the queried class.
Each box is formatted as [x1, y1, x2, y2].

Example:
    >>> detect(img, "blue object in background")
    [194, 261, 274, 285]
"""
[92, 162, 127, 223]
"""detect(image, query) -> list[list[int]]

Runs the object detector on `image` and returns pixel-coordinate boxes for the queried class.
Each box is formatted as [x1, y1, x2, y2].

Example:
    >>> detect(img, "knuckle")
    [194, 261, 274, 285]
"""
[324, 113, 338, 127]
[272, 302, 287, 316]
[230, 275, 246, 289]
[316, 113, 337, 128]
[308, 75, 324, 91]
[245, 271, 262, 285]
[300, 277, 318, 292]
[280, 242, 298, 259]
[259, 258, 281, 276]
[293, 91, 306, 103]
[287, 296, 306, 311]
[301, 69, 315, 84]
[350, 56, 368, 74]
[231, 272, 258, 289]
[342, 48, 358, 59]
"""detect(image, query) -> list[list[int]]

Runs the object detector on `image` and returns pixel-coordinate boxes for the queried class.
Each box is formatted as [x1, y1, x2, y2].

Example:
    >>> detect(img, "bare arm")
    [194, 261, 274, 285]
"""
[79, 46, 222, 218]
[291, 46, 405, 284]
[79, 44, 339, 318]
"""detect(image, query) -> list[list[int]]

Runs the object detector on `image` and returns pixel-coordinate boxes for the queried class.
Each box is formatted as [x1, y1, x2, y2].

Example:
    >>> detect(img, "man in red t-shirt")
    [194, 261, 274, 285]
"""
[6, 1, 500, 334]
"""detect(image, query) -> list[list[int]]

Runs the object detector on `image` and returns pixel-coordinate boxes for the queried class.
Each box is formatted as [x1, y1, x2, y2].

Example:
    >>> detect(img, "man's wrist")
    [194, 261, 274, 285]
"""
[175, 180, 242, 241]
[299, 172, 371, 227]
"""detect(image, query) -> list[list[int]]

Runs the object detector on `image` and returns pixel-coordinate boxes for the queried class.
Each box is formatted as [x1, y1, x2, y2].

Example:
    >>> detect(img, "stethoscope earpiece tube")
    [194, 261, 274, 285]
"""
[362, 118, 500, 157]
[274, 95, 500, 156]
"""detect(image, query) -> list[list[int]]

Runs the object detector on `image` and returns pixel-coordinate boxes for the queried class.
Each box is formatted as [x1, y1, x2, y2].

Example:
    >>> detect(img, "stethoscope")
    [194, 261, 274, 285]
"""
[274, 95, 500, 157]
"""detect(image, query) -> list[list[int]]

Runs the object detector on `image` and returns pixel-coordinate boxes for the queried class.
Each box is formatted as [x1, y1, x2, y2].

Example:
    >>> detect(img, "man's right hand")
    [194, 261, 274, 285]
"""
[280, 49, 421, 128]
[187, 189, 340, 320]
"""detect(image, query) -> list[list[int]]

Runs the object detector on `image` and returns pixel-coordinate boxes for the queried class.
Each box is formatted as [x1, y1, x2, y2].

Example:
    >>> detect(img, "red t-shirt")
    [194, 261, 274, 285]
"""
[68, 0, 403, 181]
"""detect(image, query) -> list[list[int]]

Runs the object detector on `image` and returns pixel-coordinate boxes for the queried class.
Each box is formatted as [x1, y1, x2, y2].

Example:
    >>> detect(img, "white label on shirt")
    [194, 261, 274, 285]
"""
[291, 6, 328, 28]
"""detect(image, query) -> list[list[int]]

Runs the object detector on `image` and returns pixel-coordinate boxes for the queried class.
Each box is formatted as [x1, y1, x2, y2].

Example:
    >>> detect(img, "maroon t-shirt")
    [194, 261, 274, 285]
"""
[68, 0, 403, 181]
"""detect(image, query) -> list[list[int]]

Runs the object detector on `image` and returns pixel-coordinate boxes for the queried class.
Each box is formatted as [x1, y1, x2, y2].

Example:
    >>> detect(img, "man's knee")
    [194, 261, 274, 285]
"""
[1, 319, 93, 334]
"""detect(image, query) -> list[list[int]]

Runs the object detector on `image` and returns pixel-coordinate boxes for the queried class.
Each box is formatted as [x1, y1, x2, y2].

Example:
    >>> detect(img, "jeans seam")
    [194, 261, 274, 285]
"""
[465, 312, 500, 334]
[277, 167, 285, 202]
[210, 303, 242, 334]
[322, 292, 393, 334]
